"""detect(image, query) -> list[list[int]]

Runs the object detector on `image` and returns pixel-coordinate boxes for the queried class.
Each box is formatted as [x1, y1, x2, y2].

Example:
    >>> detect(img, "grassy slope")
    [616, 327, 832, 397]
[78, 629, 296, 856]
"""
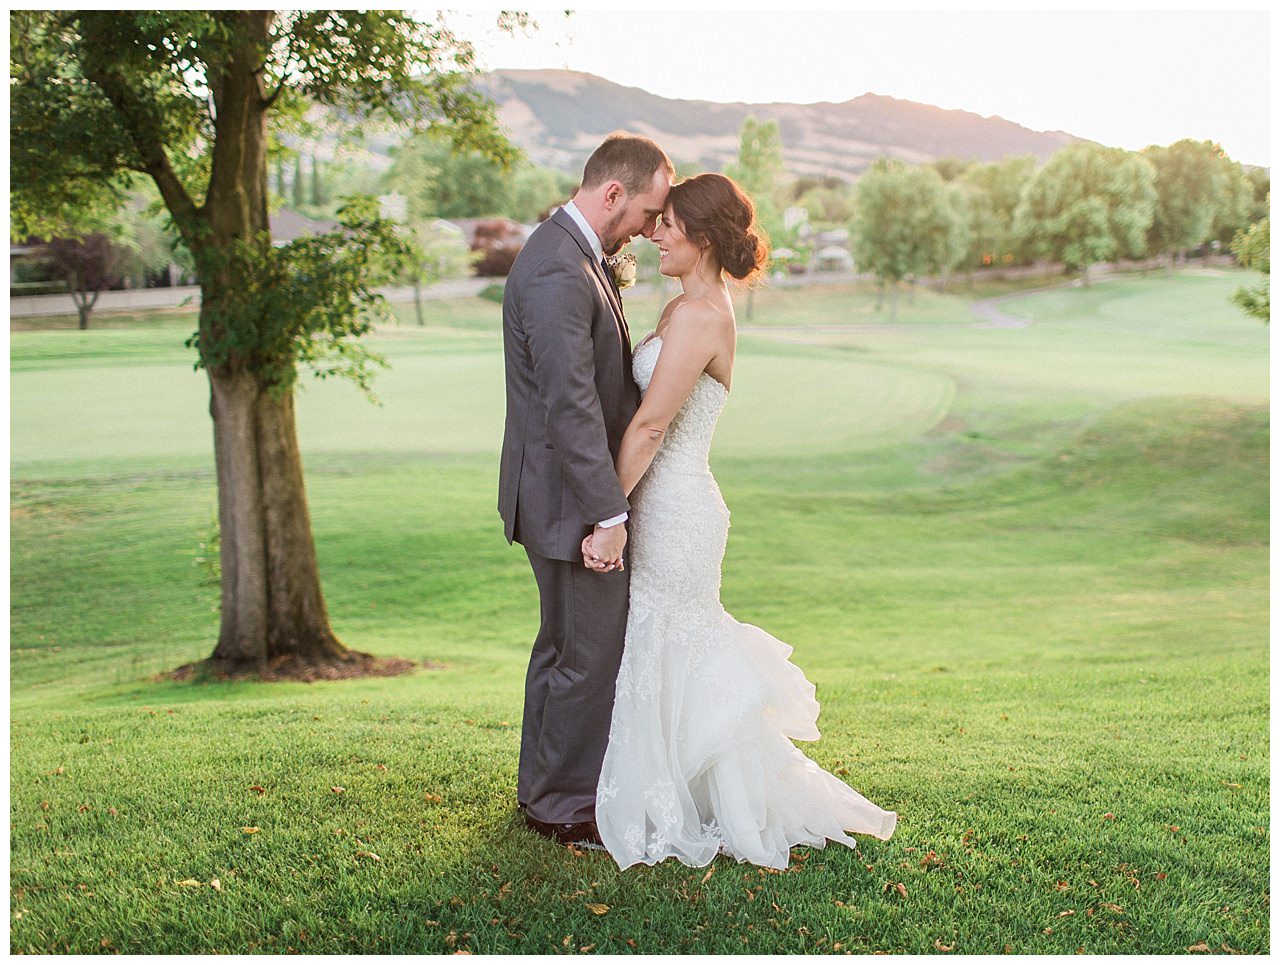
[9, 271, 1268, 953]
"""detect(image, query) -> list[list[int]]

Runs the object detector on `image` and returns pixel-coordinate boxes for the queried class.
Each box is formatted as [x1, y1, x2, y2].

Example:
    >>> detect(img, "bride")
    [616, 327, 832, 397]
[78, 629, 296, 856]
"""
[584, 173, 897, 870]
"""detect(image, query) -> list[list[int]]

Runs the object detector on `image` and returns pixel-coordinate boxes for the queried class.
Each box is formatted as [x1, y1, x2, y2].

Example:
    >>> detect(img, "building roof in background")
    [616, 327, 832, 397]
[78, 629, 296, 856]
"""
[270, 209, 338, 245]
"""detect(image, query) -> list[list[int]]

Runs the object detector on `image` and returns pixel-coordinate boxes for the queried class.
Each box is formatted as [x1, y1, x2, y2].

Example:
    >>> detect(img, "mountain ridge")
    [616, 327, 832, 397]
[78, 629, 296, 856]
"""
[478, 68, 1084, 180]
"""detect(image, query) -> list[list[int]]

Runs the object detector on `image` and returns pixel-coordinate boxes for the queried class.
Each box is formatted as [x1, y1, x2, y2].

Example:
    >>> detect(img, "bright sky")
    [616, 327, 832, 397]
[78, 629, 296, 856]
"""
[440, 6, 1272, 168]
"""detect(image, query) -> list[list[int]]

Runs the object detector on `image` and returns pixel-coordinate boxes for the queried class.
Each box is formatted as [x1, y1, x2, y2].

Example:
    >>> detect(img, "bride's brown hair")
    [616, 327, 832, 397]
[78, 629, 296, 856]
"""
[667, 173, 769, 285]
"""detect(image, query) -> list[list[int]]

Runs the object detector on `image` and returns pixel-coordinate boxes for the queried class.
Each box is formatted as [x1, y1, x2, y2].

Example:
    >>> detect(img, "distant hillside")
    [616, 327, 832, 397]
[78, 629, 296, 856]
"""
[479, 69, 1083, 180]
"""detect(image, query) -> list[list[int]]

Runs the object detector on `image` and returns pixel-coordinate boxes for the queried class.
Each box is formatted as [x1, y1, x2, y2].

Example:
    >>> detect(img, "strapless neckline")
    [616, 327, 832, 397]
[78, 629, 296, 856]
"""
[636, 334, 730, 396]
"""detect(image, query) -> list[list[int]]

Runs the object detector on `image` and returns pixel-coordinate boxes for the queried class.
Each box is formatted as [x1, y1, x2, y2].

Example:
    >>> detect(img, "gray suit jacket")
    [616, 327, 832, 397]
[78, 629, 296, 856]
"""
[498, 207, 641, 562]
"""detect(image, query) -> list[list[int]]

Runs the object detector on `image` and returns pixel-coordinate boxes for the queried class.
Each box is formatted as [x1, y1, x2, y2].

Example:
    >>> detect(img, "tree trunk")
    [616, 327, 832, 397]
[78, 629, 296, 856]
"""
[311, 152, 322, 207]
[414, 281, 426, 326]
[196, 12, 361, 674]
[876, 279, 886, 311]
[207, 362, 356, 670]
[72, 288, 98, 330]
[889, 281, 899, 321]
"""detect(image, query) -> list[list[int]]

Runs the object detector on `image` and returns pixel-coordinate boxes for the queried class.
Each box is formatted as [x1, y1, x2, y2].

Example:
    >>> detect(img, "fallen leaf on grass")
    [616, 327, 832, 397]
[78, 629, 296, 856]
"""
[424, 793, 443, 803]
[354, 850, 381, 862]
[248, 785, 265, 796]
[1057, 909, 1076, 918]
[934, 939, 955, 952]
[626, 939, 637, 949]
[241, 827, 260, 835]
[176, 879, 203, 887]
[1099, 903, 1125, 914]
[1055, 881, 1070, 892]
[1101, 813, 1116, 822]
[331, 786, 346, 794]
[210, 878, 221, 892]
[920, 850, 944, 869]
[701, 867, 715, 885]
[579, 945, 596, 953]
[882, 881, 907, 899]
[585, 902, 609, 915]
[1188, 941, 1211, 953]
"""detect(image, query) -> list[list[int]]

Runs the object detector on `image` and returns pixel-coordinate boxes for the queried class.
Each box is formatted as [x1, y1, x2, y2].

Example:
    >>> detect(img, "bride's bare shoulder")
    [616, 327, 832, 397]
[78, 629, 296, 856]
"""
[667, 293, 735, 339]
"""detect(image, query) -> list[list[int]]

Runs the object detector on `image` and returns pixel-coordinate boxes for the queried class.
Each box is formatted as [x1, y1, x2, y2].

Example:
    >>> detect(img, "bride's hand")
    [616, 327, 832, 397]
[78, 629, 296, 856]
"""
[581, 534, 620, 572]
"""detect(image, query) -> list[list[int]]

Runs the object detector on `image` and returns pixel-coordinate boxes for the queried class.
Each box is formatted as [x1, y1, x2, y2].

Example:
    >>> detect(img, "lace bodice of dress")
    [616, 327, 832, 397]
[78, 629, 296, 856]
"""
[631, 335, 727, 476]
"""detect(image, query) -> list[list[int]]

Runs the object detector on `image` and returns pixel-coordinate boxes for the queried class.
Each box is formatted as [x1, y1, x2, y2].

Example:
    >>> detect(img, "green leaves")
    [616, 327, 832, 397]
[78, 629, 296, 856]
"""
[853, 159, 964, 285]
[1230, 207, 1269, 323]
[265, 12, 516, 166]
[11, 8, 518, 392]
[1013, 143, 1157, 273]
[186, 196, 415, 398]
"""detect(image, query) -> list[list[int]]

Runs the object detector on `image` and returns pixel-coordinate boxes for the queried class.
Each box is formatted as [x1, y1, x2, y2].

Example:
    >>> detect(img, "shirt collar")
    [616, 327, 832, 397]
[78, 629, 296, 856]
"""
[563, 200, 604, 262]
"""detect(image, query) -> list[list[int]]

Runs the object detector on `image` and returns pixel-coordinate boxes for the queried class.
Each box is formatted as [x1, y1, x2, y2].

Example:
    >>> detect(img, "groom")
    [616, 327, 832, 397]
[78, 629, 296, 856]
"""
[498, 132, 673, 847]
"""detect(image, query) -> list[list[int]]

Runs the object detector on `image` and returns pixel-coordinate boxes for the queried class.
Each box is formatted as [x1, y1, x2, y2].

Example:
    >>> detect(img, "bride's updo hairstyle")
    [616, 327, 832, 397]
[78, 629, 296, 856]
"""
[667, 173, 769, 285]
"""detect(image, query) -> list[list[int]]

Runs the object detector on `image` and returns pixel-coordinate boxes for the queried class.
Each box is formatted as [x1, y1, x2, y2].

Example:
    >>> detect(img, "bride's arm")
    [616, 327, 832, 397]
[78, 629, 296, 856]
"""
[615, 307, 721, 496]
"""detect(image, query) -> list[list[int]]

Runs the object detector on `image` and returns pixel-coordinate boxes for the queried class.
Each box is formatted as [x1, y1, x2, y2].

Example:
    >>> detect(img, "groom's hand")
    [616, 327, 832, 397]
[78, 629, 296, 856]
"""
[586, 522, 627, 572]
[581, 535, 609, 572]
[581, 535, 619, 572]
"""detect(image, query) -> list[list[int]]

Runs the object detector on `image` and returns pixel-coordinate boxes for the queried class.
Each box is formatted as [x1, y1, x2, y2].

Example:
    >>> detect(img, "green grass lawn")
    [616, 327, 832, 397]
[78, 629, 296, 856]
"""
[9, 270, 1268, 953]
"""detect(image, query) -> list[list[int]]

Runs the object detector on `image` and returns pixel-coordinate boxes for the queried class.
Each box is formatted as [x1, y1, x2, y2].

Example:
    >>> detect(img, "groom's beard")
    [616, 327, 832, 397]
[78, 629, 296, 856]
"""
[600, 209, 629, 255]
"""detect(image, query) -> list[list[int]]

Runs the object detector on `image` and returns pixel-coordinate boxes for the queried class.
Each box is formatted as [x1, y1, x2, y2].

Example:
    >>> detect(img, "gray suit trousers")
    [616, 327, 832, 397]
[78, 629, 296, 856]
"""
[519, 546, 629, 825]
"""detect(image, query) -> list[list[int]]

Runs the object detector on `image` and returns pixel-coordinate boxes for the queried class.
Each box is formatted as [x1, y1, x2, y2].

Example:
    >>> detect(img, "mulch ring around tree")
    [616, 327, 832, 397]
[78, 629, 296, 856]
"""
[162, 652, 432, 684]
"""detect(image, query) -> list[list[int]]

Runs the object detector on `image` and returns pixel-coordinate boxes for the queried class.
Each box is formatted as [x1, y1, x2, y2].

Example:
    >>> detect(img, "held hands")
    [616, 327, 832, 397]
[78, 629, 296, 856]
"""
[582, 522, 626, 573]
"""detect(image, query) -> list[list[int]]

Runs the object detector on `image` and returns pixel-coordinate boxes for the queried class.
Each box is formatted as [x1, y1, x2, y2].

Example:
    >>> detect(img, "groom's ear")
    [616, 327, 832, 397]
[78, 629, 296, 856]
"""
[602, 180, 625, 209]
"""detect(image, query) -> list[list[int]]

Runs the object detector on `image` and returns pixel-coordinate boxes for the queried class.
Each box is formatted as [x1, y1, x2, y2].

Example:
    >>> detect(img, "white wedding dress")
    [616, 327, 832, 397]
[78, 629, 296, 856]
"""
[596, 336, 897, 870]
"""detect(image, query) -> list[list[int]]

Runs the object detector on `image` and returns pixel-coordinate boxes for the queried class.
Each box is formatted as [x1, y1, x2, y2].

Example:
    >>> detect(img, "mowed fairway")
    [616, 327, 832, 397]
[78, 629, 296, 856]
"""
[9, 270, 1268, 954]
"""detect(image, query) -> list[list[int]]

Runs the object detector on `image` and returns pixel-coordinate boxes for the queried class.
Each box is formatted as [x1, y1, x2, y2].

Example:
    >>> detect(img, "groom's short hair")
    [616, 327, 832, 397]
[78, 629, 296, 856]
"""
[581, 132, 674, 196]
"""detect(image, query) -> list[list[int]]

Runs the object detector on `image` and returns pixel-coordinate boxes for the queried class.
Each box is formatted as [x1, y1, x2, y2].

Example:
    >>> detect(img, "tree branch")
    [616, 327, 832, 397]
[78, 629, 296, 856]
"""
[81, 59, 203, 247]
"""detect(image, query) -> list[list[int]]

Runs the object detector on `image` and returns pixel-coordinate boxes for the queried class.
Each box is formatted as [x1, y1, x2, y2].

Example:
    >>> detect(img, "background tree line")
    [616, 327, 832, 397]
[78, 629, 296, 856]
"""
[730, 119, 1268, 321]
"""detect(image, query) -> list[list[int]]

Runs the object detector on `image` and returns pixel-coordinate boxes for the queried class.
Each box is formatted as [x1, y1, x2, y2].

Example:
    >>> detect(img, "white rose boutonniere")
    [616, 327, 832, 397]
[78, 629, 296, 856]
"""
[606, 251, 638, 290]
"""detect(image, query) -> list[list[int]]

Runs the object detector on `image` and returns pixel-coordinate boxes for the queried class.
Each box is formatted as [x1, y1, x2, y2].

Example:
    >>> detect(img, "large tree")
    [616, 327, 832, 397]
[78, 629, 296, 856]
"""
[852, 159, 963, 318]
[388, 127, 511, 221]
[1142, 139, 1239, 268]
[1013, 142, 1157, 283]
[725, 116, 787, 243]
[956, 155, 1036, 280]
[11, 10, 517, 678]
